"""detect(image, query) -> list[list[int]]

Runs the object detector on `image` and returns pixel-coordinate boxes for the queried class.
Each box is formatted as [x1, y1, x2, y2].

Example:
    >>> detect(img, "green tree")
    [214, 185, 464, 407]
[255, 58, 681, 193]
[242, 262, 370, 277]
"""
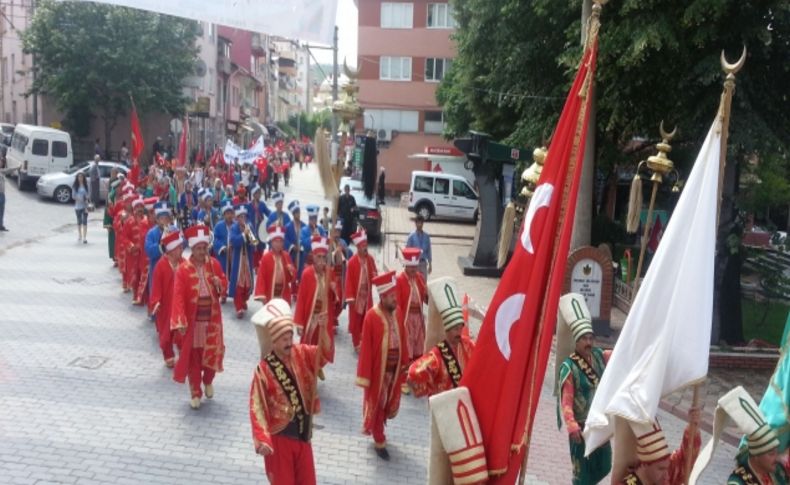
[440, 0, 790, 343]
[23, 0, 199, 153]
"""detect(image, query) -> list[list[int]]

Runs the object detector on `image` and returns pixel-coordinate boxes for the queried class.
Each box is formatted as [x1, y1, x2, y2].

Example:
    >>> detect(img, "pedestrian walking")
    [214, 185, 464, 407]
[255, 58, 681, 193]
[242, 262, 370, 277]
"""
[150, 227, 184, 368]
[395, 248, 427, 366]
[94, 138, 102, 157]
[345, 230, 377, 352]
[338, 184, 358, 243]
[0, 156, 11, 231]
[356, 271, 408, 460]
[120, 141, 129, 166]
[406, 215, 432, 280]
[89, 155, 101, 208]
[556, 294, 612, 485]
[73, 172, 90, 244]
[377, 167, 386, 205]
[170, 225, 228, 410]
[249, 299, 332, 484]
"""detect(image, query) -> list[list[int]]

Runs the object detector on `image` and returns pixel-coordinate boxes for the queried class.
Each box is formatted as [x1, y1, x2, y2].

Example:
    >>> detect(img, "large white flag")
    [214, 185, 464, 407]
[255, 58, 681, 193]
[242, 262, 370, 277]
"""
[65, 0, 339, 45]
[583, 118, 721, 454]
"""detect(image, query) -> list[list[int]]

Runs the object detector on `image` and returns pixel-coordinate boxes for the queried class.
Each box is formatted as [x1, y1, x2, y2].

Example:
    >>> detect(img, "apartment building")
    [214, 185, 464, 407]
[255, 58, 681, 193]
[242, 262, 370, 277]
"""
[0, 3, 270, 160]
[357, 0, 457, 191]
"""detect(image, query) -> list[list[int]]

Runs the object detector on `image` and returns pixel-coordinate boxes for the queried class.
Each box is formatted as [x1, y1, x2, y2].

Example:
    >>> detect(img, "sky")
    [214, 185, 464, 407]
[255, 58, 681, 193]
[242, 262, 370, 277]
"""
[312, 0, 359, 67]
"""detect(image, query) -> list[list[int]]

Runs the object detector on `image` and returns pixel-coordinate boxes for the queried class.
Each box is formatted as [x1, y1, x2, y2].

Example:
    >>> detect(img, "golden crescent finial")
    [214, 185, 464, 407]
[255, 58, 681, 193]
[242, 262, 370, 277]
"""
[721, 46, 747, 75]
[659, 120, 677, 141]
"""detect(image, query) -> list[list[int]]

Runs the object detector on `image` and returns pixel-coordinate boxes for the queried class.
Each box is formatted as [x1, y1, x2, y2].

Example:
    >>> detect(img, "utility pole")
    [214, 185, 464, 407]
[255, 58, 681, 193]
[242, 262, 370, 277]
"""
[31, 0, 38, 125]
[330, 25, 339, 163]
[571, 0, 594, 249]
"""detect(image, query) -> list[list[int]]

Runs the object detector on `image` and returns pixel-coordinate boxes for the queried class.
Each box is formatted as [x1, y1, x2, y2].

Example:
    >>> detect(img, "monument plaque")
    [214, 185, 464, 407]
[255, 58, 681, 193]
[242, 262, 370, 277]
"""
[570, 258, 603, 318]
[564, 246, 613, 334]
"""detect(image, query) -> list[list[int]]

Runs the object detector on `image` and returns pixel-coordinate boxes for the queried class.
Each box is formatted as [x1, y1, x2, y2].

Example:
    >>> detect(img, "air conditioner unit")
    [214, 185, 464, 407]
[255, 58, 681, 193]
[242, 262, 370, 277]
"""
[377, 128, 392, 142]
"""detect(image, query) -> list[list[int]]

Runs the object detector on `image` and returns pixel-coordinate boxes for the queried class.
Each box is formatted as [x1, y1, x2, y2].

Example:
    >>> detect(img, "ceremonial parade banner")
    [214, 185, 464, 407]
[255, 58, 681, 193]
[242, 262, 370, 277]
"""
[63, 0, 339, 45]
[458, 29, 599, 482]
[584, 117, 722, 455]
[224, 138, 265, 165]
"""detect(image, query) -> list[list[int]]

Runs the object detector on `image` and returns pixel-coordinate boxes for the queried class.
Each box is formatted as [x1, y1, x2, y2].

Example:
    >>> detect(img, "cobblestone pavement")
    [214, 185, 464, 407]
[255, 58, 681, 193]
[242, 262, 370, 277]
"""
[0, 168, 737, 484]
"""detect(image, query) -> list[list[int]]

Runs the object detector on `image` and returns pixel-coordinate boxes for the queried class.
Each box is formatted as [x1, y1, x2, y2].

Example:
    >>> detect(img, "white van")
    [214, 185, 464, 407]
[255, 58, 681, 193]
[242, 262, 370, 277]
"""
[6, 124, 73, 189]
[408, 170, 479, 222]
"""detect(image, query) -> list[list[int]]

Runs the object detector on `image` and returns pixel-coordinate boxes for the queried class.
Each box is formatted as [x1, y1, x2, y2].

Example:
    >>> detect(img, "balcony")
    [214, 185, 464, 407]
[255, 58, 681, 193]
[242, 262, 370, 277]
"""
[252, 34, 266, 56]
[217, 56, 232, 76]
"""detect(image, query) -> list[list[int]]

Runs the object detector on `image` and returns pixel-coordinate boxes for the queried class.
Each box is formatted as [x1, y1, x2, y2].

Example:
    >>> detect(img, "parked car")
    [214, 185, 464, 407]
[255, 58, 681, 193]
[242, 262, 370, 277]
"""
[339, 176, 383, 241]
[36, 161, 128, 204]
[6, 124, 73, 189]
[408, 170, 479, 222]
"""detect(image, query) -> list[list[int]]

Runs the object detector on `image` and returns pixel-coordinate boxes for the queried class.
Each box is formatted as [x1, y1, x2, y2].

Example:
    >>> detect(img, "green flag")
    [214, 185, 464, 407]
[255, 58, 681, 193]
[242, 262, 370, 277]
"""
[759, 311, 790, 452]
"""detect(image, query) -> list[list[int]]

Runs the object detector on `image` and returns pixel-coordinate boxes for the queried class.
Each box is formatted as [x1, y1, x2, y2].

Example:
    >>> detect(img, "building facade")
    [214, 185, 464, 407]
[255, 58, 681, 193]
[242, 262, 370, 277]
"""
[357, 0, 457, 192]
[0, 4, 276, 162]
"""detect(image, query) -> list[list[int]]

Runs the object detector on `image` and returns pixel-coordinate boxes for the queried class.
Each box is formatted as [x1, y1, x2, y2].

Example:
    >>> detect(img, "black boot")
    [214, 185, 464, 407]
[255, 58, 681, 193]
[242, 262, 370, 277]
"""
[375, 447, 390, 461]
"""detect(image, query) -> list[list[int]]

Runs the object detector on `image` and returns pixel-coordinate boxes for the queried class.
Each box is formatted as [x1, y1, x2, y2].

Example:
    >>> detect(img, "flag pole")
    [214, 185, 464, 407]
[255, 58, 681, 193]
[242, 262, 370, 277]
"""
[632, 122, 676, 297]
[682, 45, 746, 485]
[516, 1, 606, 483]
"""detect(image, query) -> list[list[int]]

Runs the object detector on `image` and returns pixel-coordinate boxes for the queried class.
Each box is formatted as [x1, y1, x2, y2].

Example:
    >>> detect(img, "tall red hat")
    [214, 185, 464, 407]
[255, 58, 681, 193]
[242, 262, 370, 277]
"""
[351, 230, 368, 249]
[160, 230, 183, 253]
[267, 225, 285, 242]
[183, 224, 211, 248]
[401, 247, 422, 267]
[372, 271, 397, 296]
[311, 235, 329, 255]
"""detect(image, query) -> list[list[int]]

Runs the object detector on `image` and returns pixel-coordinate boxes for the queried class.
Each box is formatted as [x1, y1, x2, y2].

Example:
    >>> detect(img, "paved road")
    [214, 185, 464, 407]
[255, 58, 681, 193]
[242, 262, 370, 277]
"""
[0, 168, 737, 484]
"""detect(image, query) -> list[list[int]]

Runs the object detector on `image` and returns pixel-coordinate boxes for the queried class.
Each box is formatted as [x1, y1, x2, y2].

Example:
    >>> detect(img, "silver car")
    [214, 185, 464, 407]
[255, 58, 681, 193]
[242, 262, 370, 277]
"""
[36, 161, 129, 204]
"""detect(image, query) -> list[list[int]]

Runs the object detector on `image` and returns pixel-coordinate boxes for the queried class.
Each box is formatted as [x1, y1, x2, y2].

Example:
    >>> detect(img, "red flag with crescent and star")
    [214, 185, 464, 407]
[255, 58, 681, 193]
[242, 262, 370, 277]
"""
[130, 99, 144, 162]
[458, 34, 600, 483]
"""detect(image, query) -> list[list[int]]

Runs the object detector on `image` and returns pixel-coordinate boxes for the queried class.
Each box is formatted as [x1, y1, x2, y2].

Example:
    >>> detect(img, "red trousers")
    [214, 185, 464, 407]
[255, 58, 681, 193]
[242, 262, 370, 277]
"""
[126, 252, 141, 296]
[263, 434, 316, 485]
[348, 309, 364, 350]
[234, 285, 251, 313]
[155, 314, 175, 362]
[371, 404, 388, 447]
[253, 248, 263, 269]
[187, 347, 215, 399]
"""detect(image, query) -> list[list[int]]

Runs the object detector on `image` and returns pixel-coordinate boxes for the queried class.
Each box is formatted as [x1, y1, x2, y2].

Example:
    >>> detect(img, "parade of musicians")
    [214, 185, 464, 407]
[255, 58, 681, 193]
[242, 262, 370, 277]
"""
[1, 0, 789, 484]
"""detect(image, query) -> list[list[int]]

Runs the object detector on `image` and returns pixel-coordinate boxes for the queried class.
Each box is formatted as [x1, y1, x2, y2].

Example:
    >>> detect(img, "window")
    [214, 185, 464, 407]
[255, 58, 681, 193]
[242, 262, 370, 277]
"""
[99, 165, 113, 178]
[427, 3, 456, 28]
[1, 58, 6, 84]
[381, 2, 413, 28]
[232, 86, 240, 106]
[414, 175, 434, 193]
[364, 109, 419, 133]
[11, 54, 15, 83]
[52, 141, 68, 158]
[424, 111, 445, 134]
[208, 23, 215, 39]
[434, 178, 449, 195]
[31, 139, 48, 156]
[453, 180, 476, 199]
[425, 58, 452, 82]
[208, 68, 215, 94]
[380, 56, 412, 81]
[12, 133, 27, 152]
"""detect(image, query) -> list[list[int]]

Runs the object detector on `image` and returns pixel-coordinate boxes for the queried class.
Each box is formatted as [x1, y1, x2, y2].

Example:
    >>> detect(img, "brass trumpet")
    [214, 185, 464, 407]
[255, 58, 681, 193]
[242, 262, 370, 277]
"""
[243, 224, 259, 246]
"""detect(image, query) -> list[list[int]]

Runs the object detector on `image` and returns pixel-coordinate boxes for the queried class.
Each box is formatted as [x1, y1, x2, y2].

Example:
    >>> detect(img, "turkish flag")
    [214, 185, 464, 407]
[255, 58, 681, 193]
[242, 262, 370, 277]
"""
[459, 40, 599, 482]
[176, 115, 189, 167]
[130, 101, 144, 162]
[128, 160, 140, 188]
